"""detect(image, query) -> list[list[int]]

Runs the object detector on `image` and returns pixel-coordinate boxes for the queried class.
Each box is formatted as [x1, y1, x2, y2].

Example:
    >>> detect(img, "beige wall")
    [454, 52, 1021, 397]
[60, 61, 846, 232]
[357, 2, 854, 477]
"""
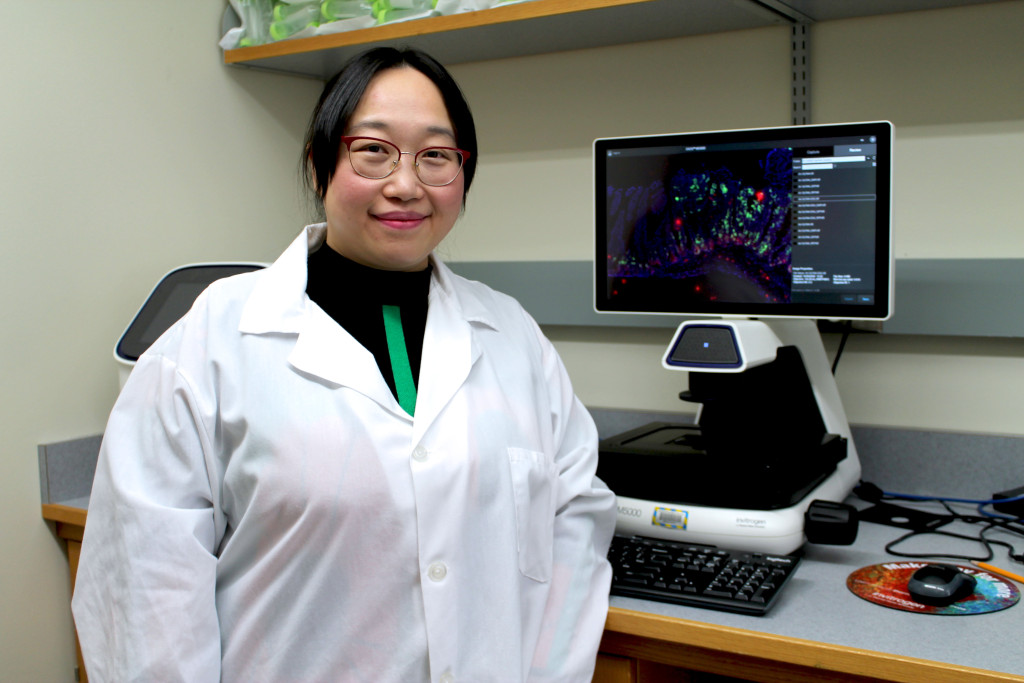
[447, 1, 1024, 434]
[2, 1, 1022, 680]
[2, 2, 323, 680]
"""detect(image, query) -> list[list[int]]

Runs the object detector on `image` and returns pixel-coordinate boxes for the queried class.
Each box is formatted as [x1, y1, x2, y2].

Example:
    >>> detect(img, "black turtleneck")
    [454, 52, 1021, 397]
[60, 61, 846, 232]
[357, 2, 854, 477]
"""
[305, 244, 431, 400]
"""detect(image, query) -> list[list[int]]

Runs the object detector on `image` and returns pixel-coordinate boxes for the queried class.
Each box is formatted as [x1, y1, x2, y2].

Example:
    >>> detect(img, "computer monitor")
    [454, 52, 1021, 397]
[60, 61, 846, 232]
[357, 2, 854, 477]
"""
[594, 121, 893, 321]
[115, 263, 265, 364]
[113, 263, 265, 387]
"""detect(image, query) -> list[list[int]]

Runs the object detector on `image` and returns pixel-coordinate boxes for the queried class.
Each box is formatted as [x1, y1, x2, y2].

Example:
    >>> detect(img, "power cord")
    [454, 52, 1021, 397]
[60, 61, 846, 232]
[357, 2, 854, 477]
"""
[830, 320, 852, 375]
[856, 481, 1024, 521]
[883, 514, 1023, 565]
[854, 481, 1024, 565]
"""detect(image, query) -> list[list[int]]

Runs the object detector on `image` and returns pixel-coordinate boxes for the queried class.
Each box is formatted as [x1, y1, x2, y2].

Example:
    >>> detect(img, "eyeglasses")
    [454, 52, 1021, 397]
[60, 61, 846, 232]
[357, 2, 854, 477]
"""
[340, 136, 471, 187]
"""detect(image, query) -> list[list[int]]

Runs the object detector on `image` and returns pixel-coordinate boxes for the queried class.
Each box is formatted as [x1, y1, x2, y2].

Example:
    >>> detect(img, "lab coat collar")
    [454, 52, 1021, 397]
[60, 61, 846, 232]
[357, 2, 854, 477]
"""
[427, 255, 500, 334]
[239, 224, 501, 336]
[237, 225, 496, 425]
[414, 259, 483, 438]
[237, 225, 320, 335]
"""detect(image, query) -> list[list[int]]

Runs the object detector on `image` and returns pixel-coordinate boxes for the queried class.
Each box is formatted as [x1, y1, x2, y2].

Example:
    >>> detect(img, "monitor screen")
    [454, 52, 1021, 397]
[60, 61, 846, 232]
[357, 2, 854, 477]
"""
[594, 121, 893, 320]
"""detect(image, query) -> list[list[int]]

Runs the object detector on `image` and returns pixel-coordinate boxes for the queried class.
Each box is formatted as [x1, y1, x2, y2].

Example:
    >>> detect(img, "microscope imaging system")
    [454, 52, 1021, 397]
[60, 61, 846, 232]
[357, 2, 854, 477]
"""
[593, 121, 893, 553]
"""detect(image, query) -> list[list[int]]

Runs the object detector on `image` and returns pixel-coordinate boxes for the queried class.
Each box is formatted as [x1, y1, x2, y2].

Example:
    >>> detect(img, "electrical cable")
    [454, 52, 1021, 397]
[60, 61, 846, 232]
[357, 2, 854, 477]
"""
[830, 320, 852, 375]
[865, 484, 1024, 519]
[884, 527, 996, 563]
[882, 515, 1023, 564]
[855, 481, 1024, 565]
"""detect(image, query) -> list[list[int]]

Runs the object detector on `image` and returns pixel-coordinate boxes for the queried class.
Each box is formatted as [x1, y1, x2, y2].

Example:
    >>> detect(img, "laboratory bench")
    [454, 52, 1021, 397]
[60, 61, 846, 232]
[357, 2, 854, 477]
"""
[596, 518, 1024, 682]
[40, 419, 1024, 683]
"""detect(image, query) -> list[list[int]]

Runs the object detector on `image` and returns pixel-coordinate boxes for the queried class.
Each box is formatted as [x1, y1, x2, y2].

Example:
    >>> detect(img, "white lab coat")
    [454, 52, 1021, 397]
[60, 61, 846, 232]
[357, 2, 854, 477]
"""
[73, 224, 616, 683]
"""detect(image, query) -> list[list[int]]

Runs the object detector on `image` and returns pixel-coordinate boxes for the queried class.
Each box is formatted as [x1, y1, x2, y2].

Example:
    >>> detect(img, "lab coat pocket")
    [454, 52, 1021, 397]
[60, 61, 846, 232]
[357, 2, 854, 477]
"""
[507, 447, 557, 583]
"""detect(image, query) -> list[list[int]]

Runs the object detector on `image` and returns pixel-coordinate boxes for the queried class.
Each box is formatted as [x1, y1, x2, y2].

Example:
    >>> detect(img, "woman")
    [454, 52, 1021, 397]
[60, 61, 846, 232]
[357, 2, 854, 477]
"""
[72, 47, 616, 682]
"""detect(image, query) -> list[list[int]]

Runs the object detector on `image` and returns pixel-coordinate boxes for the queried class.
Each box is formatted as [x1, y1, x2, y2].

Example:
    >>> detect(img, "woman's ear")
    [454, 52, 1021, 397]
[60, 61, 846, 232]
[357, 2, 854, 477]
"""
[305, 145, 321, 196]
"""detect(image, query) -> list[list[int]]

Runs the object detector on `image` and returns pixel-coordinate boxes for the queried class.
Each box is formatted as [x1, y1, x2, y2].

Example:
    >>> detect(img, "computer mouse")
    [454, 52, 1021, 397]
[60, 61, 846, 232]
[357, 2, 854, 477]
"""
[906, 564, 977, 606]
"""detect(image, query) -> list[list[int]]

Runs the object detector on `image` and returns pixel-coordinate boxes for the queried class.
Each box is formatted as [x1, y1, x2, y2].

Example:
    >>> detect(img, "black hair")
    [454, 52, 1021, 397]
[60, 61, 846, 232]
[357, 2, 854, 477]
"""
[303, 47, 477, 207]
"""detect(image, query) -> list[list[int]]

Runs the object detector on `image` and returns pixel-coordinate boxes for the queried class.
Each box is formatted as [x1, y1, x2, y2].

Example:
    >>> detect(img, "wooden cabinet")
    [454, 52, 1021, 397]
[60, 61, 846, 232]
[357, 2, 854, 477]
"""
[43, 504, 89, 683]
[594, 653, 638, 683]
[594, 653, 700, 683]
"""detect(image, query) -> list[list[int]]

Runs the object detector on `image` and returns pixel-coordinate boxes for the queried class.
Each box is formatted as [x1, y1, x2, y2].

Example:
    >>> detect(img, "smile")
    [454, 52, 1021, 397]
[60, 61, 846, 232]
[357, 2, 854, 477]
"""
[374, 212, 427, 230]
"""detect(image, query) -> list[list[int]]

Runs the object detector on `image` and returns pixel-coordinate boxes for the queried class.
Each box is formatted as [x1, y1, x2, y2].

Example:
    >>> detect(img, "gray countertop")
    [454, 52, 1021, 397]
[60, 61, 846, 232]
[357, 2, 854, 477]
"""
[610, 515, 1024, 677]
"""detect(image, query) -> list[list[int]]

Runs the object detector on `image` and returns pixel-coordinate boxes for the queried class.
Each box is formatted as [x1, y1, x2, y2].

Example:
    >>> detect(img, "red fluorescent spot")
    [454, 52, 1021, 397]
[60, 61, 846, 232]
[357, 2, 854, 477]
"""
[755, 191, 765, 202]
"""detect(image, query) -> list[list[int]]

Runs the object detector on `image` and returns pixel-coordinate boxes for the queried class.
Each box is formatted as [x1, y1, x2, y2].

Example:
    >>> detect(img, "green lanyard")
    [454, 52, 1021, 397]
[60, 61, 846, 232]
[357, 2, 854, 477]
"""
[381, 304, 417, 415]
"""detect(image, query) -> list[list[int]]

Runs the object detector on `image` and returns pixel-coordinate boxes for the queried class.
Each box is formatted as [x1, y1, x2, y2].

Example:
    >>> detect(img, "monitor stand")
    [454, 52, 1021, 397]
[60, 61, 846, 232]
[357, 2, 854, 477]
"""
[600, 318, 861, 554]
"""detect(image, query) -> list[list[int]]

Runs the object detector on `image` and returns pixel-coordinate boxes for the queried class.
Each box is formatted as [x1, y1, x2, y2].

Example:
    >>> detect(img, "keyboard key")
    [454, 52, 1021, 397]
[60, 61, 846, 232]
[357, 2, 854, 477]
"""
[608, 535, 800, 616]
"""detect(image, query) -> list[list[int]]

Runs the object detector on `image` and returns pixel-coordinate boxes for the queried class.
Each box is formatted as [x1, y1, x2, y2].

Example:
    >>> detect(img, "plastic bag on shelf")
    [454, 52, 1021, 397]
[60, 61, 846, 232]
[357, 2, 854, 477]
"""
[222, 0, 273, 47]
[321, 0, 372, 21]
[316, 0, 375, 34]
[435, 0, 492, 12]
[221, 0, 374, 47]
[434, 0, 536, 14]
[269, 0, 321, 41]
[372, 0, 437, 25]
[315, 14, 377, 35]
[219, 0, 540, 49]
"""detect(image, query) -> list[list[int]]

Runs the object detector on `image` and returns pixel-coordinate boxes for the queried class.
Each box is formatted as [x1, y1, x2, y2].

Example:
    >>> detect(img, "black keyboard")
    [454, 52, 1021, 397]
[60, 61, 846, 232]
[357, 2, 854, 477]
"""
[607, 535, 800, 616]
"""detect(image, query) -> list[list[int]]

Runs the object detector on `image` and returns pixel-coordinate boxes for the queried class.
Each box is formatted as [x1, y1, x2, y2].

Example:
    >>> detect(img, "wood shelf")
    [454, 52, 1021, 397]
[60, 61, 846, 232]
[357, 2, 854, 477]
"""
[220, 0, 1001, 79]
[221, 0, 791, 79]
[42, 503, 88, 529]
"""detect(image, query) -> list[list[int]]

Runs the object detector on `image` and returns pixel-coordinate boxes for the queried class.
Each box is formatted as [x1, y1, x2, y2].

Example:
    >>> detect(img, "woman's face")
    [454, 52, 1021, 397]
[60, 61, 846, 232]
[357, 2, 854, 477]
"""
[323, 67, 465, 271]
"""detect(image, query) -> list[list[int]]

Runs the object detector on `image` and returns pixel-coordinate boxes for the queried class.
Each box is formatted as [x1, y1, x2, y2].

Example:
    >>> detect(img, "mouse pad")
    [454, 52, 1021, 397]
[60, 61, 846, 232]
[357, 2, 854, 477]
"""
[847, 562, 1020, 615]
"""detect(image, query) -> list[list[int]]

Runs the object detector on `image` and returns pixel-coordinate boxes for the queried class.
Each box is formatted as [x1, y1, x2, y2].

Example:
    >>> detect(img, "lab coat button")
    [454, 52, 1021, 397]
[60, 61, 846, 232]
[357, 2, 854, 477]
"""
[439, 673, 454, 683]
[428, 562, 447, 582]
[412, 446, 429, 462]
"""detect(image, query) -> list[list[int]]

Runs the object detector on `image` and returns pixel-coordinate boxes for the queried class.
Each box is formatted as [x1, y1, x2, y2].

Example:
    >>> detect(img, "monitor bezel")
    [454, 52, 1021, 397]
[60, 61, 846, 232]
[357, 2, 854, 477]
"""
[594, 120, 894, 321]
[115, 263, 264, 363]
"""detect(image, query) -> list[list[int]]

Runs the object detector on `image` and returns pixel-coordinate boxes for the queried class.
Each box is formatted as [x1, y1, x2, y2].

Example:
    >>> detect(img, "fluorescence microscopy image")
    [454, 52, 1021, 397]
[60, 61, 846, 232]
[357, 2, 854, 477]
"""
[605, 147, 793, 306]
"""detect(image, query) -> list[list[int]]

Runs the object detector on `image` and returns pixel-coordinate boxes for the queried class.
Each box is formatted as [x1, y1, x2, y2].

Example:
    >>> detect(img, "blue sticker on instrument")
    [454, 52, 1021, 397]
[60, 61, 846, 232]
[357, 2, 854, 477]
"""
[652, 507, 689, 530]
